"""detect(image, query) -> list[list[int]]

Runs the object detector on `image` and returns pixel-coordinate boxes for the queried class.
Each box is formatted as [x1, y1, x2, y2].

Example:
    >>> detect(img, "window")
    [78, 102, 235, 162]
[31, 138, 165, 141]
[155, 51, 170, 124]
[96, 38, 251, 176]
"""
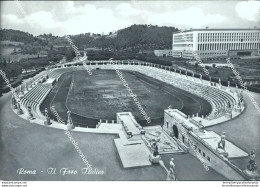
[203, 152, 206, 157]
[198, 149, 201, 153]
[207, 156, 210, 161]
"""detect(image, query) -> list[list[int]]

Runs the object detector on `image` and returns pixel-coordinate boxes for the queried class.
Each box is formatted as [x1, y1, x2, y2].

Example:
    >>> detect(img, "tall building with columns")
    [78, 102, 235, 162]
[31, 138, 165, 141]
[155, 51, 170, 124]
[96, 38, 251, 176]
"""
[172, 28, 260, 59]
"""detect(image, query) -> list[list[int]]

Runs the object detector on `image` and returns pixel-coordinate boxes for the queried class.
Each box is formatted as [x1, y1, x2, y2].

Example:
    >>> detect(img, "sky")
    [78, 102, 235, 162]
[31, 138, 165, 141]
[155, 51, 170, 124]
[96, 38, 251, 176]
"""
[1, 1, 260, 36]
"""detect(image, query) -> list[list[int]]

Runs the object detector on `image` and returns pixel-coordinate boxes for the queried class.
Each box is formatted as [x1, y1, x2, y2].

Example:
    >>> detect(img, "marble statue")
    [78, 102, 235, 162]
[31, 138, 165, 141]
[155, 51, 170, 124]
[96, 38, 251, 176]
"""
[67, 110, 74, 130]
[27, 104, 33, 118]
[16, 101, 23, 115]
[167, 158, 176, 181]
[216, 132, 228, 157]
[152, 142, 159, 157]
[247, 151, 257, 172]
[11, 95, 16, 106]
[44, 108, 51, 125]
[244, 150, 260, 179]
[149, 141, 161, 164]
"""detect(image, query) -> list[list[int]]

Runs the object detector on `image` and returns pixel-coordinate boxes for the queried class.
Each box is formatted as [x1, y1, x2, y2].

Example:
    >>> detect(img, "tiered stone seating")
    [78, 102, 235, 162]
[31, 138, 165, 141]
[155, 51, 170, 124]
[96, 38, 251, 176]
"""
[48, 67, 87, 80]
[124, 65, 237, 120]
[21, 84, 51, 111]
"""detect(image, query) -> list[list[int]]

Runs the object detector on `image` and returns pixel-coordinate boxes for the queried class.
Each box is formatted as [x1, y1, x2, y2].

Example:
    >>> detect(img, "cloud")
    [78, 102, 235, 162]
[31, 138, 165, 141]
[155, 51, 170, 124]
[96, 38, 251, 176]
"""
[28, 11, 56, 28]
[1, 1, 257, 36]
[51, 4, 131, 35]
[2, 2, 132, 35]
[116, 3, 141, 17]
[147, 7, 226, 29]
[235, 1, 260, 22]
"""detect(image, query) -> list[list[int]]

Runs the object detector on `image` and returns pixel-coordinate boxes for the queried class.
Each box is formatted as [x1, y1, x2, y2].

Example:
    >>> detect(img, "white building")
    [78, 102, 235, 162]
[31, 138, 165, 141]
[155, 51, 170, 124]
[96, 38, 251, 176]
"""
[154, 49, 172, 57]
[172, 28, 260, 59]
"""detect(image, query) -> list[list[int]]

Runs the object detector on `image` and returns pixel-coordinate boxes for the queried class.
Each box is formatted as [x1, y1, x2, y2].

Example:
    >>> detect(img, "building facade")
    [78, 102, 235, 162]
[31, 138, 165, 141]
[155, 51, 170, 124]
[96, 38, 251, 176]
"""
[163, 109, 247, 180]
[154, 49, 172, 57]
[172, 28, 260, 59]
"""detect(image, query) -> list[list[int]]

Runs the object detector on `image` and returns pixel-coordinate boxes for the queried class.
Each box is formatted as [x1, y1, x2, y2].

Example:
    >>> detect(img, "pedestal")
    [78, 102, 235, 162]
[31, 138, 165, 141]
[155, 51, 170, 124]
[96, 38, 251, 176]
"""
[44, 118, 51, 126]
[149, 154, 161, 164]
[243, 170, 260, 180]
[216, 148, 229, 157]
[235, 106, 242, 112]
[12, 104, 17, 109]
[126, 131, 132, 138]
[67, 122, 74, 130]
[225, 112, 232, 119]
[17, 109, 23, 115]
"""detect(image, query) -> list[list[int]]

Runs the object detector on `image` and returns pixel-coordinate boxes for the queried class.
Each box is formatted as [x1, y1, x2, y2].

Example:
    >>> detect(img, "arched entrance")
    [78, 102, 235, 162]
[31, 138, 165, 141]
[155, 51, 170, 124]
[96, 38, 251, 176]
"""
[172, 125, 179, 139]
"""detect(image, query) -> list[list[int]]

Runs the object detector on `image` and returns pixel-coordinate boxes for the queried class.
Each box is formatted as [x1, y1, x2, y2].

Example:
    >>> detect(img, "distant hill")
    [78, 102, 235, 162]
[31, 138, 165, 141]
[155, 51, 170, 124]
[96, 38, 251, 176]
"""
[52, 24, 179, 50]
[114, 24, 179, 50]
[0, 29, 36, 44]
[0, 24, 179, 51]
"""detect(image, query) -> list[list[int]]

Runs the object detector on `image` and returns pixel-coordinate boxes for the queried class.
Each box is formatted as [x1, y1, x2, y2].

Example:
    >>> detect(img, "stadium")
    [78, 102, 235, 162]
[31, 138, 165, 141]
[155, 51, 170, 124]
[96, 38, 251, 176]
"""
[0, 58, 260, 181]
[40, 61, 212, 128]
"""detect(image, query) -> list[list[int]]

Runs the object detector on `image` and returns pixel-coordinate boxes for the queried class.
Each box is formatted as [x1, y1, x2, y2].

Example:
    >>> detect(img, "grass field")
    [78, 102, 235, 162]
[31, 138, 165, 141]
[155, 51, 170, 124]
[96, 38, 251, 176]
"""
[40, 69, 211, 127]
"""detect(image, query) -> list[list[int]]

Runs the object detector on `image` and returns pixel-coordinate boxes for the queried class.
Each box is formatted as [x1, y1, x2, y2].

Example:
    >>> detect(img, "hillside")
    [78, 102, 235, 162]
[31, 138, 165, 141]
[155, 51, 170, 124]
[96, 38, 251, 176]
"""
[0, 25, 179, 51]
[0, 29, 43, 45]
[114, 24, 178, 50]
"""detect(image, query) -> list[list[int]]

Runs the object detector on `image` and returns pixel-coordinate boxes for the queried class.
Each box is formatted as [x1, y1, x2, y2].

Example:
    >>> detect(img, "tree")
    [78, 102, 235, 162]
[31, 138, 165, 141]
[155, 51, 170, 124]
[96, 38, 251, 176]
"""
[3, 59, 7, 67]
[11, 69, 16, 80]
[195, 63, 198, 73]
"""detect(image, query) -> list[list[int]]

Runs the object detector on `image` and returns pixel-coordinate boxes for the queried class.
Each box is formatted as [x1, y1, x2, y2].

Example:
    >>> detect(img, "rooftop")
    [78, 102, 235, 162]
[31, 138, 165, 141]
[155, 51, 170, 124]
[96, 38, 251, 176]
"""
[173, 28, 260, 34]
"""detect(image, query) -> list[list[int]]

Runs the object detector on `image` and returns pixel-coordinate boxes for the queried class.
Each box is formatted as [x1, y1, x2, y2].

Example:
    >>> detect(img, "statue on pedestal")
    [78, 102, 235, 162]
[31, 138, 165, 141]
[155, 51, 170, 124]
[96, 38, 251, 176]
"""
[149, 141, 161, 164]
[11, 95, 16, 107]
[234, 92, 239, 104]
[200, 74, 202, 80]
[24, 82, 27, 91]
[216, 132, 228, 157]
[67, 110, 74, 130]
[244, 151, 260, 179]
[167, 158, 176, 181]
[27, 104, 33, 119]
[20, 85, 24, 95]
[44, 108, 51, 125]
[16, 101, 23, 115]
[226, 101, 232, 115]
[247, 151, 257, 172]
[239, 89, 243, 102]
[228, 81, 230, 88]
[152, 142, 159, 157]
